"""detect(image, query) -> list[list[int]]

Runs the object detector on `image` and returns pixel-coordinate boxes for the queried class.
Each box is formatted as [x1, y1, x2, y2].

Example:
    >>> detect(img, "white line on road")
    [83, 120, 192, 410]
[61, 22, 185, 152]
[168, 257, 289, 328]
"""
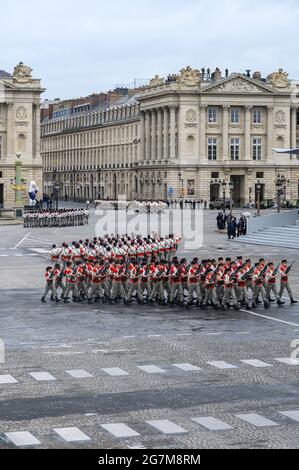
[192, 416, 233, 431]
[13, 232, 31, 249]
[101, 423, 140, 438]
[279, 410, 299, 422]
[146, 420, 187, 435]
[5, 431, 41, 447]
[137, 365, 166, 374]
[54, 427, 91, 442]
[241, 359, 272, 368]
[0, 374, 18, 384]
[240, 309, 299, 328]
[172, 363, 202, 372]
[235, 413, 279, 427]
[29, 372, 57, 381]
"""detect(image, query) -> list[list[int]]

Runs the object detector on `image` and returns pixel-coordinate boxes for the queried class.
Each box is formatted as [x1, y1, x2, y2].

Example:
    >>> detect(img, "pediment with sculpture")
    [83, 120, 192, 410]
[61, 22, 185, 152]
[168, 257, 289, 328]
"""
[203, 75, 275, 94]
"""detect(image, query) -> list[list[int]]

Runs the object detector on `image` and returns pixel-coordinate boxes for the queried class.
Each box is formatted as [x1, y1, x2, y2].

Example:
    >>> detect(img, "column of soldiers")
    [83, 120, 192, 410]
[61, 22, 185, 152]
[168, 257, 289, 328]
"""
[42, 236, 297, 309]
[23, 209, 89, 228]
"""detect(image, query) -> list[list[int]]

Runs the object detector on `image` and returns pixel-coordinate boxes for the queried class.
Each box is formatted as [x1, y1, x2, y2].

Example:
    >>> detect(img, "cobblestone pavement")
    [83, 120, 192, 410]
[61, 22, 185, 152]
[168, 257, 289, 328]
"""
[0, 209, 299, 449]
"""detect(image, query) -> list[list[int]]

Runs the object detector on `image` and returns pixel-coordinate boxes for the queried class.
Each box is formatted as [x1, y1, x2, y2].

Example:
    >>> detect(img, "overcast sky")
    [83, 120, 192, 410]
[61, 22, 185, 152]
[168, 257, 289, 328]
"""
[1, 0, 298, 99]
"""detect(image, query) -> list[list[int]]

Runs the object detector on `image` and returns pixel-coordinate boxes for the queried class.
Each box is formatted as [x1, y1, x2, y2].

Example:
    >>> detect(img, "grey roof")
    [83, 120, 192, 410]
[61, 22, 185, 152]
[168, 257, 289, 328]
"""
[0, 70, 12, 78]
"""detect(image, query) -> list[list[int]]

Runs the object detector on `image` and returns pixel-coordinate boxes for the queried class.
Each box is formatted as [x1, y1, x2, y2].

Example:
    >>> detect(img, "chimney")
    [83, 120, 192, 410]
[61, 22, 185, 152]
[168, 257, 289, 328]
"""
[214, 67, 222, 81]
[253, 71, 262, 80]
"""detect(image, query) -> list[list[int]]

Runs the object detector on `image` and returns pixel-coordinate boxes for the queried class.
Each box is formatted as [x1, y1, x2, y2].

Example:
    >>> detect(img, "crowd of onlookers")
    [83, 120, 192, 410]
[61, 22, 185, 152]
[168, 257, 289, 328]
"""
[216, 212, 247, 239]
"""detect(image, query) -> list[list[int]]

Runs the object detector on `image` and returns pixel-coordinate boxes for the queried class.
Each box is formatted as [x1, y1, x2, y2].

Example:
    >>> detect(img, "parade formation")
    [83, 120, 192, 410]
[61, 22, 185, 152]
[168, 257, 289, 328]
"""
[42, 234, 297, 310]
[23, 209, 89, 228]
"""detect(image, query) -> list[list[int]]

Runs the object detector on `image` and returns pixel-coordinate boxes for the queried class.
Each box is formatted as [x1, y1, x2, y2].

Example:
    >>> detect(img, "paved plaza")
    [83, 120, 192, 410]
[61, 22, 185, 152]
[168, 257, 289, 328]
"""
[0, 207, 299, 449]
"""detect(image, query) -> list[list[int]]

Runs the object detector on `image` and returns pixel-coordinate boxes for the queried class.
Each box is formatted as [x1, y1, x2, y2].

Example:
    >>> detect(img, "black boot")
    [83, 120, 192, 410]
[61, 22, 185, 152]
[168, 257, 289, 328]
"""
[41, 297, 46, 303]
[291, 299, 298, 304]
[277, 299, 285, 306]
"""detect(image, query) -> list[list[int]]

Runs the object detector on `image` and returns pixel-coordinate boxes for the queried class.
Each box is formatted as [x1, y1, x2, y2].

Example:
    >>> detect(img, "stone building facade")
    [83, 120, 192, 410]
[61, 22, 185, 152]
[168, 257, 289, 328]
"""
[41, 67, 299, 204]
[0, 63, 44, 209]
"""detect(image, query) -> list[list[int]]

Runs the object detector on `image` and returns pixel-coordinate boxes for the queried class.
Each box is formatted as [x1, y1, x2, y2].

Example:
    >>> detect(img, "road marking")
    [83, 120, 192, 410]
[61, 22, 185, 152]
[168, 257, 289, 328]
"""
[241, 359, 272, 368]
[146, 420, 187, 435]
[274, 358, 299, 365]
[279, 410, 299, 422]
[207, 361, 238, 370]
[207, 333, 222, 336]
[14, 232, 31, 249]
[235, 413, 279, 427]
[0, 374, 18, 384]
[101, 368, 129, 376]
[29, 372, 57, 381]
[192, 417, 233, 431]
[172, 363, 202, 372]
[66, 370, 94, 379]
[54, 427, 91, 442]
[137, 365, 166, 374]
[148, 335, 162, 338]
[240, 309, 299, 328]
[101, 423, 140, 438]
[29, 248, 49, 254]
[5, 431, 41, 447]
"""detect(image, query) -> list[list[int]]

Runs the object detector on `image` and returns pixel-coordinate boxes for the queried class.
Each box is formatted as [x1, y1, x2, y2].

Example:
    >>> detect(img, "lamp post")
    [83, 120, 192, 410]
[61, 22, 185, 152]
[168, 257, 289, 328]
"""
[210, 178, 228, 213]
[52, 168, 60, 210]
[178, 172, 184, 200]
[15, 152, 23, 208]
[276, 174, 286, 213]
[256, 180, 262, 217]
[228, 180, 234, 215]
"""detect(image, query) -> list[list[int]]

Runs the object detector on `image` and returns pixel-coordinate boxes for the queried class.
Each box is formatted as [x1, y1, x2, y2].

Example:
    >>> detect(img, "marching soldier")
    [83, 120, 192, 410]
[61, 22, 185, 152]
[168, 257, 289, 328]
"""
[41, 266, 59, 303]
[279, 260, 298, 304]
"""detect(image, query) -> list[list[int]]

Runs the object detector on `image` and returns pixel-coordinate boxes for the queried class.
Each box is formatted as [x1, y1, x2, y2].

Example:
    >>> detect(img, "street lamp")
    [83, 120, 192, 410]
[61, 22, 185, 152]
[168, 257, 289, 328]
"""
[276, 174, 286, 213]
[228, 181, 234, 215]
[178, 172, 184, 200]
[256, 180, 262, 217]
[210, 178, 228, 213]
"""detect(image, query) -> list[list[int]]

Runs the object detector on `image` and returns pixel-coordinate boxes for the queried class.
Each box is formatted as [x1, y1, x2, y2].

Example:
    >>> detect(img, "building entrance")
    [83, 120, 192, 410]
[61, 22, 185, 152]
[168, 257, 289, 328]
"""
[0, 184, 3, 208]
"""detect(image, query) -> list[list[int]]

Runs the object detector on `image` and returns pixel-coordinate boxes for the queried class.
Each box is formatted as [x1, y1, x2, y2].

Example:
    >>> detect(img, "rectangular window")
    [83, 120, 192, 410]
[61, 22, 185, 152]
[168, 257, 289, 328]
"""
[253, 138, 262, 160]
[187, 180, 195, 196]
[208, 108, 217, 123]
[230, 108, 239, 124]
[297, 111, 299, 126]
[211, 172, 219, 179]
[253, 108, 262, 124]
[230, 138, 240, 160]
[208, 138, 217, 160]
[256, 172, 264, 179]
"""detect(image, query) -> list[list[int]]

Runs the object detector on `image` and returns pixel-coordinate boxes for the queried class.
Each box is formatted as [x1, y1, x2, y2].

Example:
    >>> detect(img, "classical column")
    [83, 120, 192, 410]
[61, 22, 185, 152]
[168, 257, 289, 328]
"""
[145, 110, 151, 161]
[6, 102, 14, 157]
[140, 111, 145, 162]
[244, 105, 252, 160]
[34, 103, 41, 158]
[267, 106, 274, 160]
[199, 105, 206, 158]
[291, 107, 297, 159]
[169, 106, 177, 159]
[157, 108, 163, 160]
[163, 107, 169, 160]
[151, 109, 157, 160]
[222, 106, 229, 160]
